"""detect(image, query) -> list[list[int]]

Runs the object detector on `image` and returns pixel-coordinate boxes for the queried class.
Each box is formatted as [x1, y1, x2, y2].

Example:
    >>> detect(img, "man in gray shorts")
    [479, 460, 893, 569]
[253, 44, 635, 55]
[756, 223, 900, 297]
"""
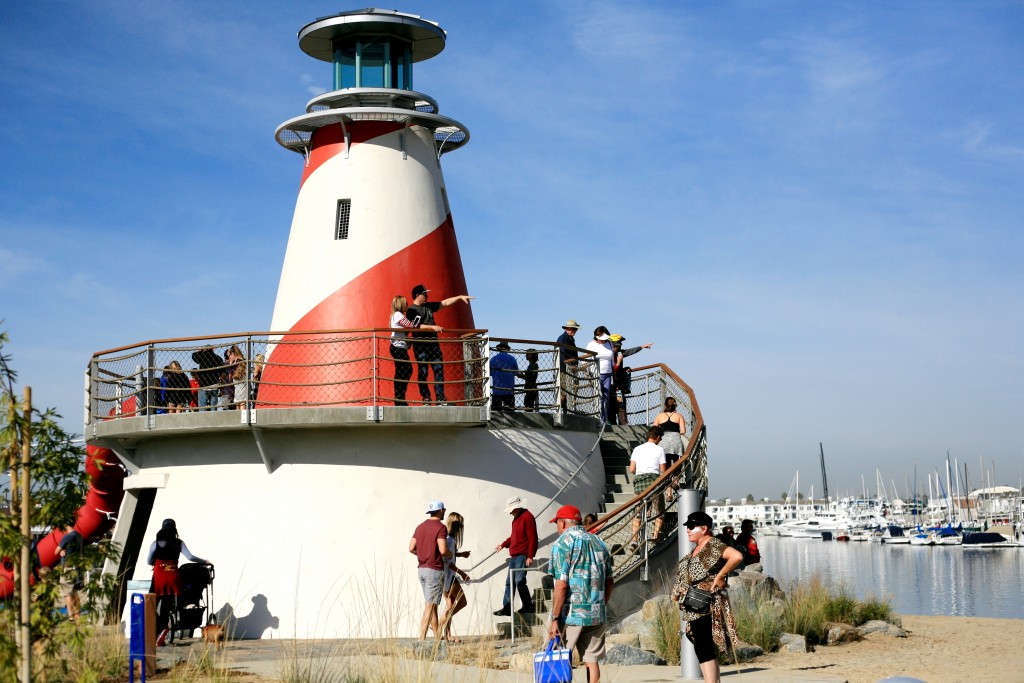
[409, 499, 450, 640]
[547, 504, 614, 682]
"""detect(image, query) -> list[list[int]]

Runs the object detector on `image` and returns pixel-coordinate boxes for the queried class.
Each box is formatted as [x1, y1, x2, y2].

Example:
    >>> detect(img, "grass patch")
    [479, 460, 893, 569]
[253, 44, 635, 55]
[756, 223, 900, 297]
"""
[649, 599, 681, 665]
[732, 572, 898, 650]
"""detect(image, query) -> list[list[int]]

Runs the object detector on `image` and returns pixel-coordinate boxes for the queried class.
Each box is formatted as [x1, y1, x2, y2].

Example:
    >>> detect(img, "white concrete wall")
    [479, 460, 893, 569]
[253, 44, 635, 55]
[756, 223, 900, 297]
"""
[125, 425, 605, 639]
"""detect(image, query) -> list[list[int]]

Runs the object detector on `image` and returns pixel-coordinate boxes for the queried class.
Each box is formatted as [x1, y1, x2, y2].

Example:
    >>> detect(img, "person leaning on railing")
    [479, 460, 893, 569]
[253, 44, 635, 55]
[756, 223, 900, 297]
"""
[555, 319, 581, 412]
[406, 283, 474, 406]
[191, 345, 223, 410]
[390, 294, 441, 406]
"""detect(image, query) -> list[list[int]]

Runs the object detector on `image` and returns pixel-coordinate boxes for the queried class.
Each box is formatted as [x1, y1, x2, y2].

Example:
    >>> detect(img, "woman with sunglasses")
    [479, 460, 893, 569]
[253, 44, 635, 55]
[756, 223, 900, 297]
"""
[673, 511, 743, 682]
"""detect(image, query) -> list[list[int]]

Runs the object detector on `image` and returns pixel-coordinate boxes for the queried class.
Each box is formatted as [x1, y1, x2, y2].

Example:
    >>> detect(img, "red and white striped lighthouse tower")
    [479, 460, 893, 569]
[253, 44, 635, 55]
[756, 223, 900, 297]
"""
[265, 10, 473, 404]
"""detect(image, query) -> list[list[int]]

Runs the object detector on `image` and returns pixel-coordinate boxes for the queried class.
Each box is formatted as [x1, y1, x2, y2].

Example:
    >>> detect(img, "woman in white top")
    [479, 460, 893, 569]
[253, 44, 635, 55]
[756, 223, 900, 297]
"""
[390, 295, 440, 406]
[440, 511, 471, 642]
[585, 325, 615, 421]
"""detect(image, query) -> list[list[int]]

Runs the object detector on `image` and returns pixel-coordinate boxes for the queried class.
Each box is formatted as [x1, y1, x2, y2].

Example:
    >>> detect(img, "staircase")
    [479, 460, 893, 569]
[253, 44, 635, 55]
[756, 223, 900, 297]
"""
[597, 425, 650, 515]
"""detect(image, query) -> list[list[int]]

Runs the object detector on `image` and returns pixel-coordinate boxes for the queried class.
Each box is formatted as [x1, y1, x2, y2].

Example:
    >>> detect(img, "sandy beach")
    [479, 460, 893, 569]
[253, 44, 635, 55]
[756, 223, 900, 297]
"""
[155, 615, 1024, 683]
[753, 615, 1024, 683]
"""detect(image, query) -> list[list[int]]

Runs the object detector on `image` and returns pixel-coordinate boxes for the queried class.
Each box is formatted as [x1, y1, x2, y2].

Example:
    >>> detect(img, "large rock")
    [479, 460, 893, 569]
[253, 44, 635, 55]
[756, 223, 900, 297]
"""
[732, 641, 764, 662]
[825, 622, 861, 646]
[411, 640, 450, 660]
[606, 633, 641, 648]
[615, 610, 657, 651]
[779, 633, 812, 653]
[730, 571, 783, 602]
[641, 595, 674, 621]
[858, 620, 907, 638]
[605, 644, 666, 666]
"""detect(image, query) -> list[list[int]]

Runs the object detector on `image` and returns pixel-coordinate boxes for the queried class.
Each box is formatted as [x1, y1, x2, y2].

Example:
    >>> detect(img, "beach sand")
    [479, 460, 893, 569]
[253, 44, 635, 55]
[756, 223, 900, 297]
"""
[754, 615, 1024, 683]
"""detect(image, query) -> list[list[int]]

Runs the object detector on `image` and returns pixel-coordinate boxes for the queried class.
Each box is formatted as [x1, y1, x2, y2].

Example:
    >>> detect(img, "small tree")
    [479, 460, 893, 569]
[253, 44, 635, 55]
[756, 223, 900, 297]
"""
[745, 493, 754, 504]
[0, 331, 121, 681]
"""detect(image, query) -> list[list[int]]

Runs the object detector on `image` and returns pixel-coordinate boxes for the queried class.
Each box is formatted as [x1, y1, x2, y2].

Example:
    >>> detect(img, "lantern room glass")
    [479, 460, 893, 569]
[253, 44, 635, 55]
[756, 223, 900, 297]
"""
[332, 40, 413, 91]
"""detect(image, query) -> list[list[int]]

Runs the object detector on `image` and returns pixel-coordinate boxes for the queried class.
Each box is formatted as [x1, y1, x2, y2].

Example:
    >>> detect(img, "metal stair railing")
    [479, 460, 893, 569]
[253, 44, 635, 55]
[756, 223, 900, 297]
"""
[593, 425, 707, 583]
[588, 361, 707, 583]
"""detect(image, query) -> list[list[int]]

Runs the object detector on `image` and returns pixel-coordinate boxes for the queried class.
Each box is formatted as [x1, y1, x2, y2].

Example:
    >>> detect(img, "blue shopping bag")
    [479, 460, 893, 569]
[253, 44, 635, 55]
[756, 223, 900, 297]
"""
[534, 635, 572, 683]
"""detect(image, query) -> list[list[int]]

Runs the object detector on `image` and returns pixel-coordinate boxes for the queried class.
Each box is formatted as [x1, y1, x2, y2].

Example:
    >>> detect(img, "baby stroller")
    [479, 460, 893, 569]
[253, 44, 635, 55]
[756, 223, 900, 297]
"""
[169, 562, 215, 642]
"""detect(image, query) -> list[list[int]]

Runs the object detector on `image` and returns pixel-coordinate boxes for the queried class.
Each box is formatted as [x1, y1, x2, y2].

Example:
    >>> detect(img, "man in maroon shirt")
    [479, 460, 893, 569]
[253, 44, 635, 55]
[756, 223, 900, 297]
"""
[493, 495, 538, 615]
[409, 499, 450, 640]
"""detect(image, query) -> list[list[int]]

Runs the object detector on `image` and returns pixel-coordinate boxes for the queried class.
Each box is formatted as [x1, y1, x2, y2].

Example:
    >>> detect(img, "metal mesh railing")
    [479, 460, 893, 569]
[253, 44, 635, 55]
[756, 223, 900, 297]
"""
[86, 330, 603, 424]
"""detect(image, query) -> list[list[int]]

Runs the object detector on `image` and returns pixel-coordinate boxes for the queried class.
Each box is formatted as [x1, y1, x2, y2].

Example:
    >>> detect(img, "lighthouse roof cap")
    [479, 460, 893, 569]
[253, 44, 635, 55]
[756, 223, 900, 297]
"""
[299, 10, 446, 64]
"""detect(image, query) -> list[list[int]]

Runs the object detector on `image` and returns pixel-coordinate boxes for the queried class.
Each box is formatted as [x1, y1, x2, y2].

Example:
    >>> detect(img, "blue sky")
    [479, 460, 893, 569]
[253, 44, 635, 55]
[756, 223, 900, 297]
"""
[1, 1, 1021, 499]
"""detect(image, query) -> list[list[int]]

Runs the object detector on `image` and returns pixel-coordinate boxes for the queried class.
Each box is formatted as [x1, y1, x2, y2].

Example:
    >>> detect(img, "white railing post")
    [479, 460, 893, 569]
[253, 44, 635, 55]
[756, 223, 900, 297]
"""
[679, 488, 704, 680]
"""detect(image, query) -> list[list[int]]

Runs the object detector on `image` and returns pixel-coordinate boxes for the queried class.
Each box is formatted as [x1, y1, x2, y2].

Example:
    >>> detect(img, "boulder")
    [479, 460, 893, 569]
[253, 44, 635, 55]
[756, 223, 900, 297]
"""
[742, 562, 764, 573]
[606, 633, 641, 648]
[411, 640, 450, 660]
[825, 622, 861, 646]
[731, 641, 764, 662]
[730, 571, 783, 602]
[508, 652, 533, 673]
[858, 620, 907, 638]
[605, 644, 666, 666]
[616, 610, 656, 651]
[779, 633, 811, 653]
[641, 594, 674, 621]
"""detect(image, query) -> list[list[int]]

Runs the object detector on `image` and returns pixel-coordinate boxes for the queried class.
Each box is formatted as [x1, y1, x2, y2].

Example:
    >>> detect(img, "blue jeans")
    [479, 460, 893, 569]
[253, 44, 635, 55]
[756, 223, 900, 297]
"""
[414, 343, 445, 402]
[502, 555, 534, 611]
[198, 388, 218, 410]
[599, 373, 613, 421]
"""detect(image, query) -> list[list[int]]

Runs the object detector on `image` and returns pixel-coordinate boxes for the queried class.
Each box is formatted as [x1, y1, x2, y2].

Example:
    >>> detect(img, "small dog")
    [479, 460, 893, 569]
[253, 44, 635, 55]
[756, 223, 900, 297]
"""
[201, 617, 226, 650]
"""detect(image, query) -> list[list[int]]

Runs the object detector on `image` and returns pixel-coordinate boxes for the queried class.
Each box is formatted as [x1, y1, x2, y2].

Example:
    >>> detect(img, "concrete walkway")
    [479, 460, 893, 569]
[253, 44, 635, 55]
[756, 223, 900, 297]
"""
[156, 637, 848, 683]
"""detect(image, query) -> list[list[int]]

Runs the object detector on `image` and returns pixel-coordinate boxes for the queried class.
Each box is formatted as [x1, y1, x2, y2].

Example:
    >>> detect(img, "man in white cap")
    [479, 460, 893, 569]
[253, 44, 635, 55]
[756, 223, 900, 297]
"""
[547, 504, 613, 683]
[555, 319, 581, 413]
[409, 499, 451, 640]
[493, 495, 537, 615]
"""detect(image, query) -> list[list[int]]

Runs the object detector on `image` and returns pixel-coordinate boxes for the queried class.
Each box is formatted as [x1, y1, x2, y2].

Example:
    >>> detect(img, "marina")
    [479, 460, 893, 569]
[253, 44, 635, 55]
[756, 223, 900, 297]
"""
[757, 534, 1024, 620]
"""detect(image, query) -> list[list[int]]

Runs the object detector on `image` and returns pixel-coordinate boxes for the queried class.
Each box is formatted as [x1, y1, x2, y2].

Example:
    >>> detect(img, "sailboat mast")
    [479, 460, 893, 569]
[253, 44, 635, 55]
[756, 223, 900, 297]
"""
[819, 442, 830, 504]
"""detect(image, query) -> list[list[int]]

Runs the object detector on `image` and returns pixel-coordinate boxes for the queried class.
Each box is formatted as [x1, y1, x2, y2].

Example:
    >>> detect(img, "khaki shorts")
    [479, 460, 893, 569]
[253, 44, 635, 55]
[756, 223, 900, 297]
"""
[564, 623, 607, 663]
[418, 568, 443, 605]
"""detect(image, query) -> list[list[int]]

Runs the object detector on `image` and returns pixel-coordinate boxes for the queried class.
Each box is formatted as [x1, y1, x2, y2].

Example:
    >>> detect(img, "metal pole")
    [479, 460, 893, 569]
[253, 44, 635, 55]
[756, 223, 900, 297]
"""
[19, 386, 32, 683]
[678, 488, 702, 681]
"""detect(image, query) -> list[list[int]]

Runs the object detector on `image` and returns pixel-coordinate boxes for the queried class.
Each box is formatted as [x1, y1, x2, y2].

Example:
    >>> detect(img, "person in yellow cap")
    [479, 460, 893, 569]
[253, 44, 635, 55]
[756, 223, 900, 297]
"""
[608, 334, 652, 423]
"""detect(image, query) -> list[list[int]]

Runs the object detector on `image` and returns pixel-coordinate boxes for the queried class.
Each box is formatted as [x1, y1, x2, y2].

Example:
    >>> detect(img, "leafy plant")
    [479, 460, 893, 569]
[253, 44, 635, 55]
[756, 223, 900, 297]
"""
[0, 330, 122, 680]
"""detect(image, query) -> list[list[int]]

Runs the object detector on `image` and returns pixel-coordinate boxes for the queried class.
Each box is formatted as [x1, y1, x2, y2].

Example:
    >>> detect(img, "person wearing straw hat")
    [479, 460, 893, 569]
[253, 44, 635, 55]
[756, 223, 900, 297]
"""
[489, 340, 519, 411]
[493, 495, 537, 615]
[547, 504, 613, 683]
[555, 320, 581, 412]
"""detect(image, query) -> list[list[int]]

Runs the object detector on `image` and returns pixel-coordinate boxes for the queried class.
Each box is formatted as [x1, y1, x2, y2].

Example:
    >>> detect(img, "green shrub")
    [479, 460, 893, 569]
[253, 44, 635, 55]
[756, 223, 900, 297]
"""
[649, 599, 681, 665]
[855, 596, 897, 625]
[731, 590, 784, 653]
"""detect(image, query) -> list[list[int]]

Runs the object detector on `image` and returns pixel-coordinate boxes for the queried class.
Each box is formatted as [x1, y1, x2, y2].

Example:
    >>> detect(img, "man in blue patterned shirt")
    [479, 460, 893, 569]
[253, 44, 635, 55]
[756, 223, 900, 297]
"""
[547, 504, 614, 683]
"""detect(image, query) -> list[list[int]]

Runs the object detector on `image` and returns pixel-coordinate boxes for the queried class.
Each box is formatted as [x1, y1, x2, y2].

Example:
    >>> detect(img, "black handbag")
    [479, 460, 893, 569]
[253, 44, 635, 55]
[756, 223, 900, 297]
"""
[682, 584, 714, 613]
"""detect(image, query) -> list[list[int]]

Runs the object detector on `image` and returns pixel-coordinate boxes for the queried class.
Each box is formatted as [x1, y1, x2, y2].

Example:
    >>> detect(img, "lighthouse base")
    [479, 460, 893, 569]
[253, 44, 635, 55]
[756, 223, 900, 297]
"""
[102, 413, 607, 639]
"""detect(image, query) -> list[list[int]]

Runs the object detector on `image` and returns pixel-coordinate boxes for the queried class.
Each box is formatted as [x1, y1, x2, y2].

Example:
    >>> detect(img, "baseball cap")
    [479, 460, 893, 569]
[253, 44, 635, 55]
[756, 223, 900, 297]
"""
[549, 504, 583, 524]
[426, 500, 445, 513]
[412, 284, 430, 299]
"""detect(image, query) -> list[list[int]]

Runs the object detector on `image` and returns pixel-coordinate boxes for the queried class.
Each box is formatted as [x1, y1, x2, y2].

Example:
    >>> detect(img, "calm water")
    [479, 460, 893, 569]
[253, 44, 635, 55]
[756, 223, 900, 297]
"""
[757, 535, 1024, 619]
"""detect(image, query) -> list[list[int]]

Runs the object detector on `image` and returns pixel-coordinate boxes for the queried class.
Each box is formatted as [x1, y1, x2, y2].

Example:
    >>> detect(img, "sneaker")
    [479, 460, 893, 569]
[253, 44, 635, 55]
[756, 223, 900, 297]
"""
[493, 608, 511, 616]
[516, 606, 535, 614]
[156, 628, 169, 646]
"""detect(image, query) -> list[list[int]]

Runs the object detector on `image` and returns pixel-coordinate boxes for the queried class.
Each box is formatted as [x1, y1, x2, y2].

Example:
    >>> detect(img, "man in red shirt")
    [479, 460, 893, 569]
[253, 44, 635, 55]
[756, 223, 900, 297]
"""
[493, 495, 538, 615]
[736, 519, 761, 566]
[409, 500, 451, 640]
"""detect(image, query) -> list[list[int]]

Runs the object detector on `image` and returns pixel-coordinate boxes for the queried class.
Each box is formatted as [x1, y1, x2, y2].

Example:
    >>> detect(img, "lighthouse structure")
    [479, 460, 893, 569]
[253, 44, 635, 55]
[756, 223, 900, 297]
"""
[95, 10, 615, 640]
[265, 10, 474, 406]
